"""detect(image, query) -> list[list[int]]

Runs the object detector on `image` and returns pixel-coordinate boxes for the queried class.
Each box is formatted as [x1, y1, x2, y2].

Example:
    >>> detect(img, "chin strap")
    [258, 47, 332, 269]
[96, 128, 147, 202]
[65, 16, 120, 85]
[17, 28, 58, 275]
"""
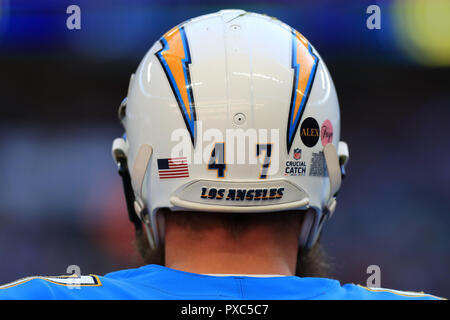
[112, 138, 142, 232]
[302, 141, 349, 248]
[112, 138, 158, 248]
[130, 144, 156, 249]
[323, 143, 342, 217]
[324, 141, 349, 216]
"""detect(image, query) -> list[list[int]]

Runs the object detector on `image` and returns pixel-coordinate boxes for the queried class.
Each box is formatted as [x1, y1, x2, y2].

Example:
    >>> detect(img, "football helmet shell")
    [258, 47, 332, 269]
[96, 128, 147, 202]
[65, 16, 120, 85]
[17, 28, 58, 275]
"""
[112, 10, 349, 249]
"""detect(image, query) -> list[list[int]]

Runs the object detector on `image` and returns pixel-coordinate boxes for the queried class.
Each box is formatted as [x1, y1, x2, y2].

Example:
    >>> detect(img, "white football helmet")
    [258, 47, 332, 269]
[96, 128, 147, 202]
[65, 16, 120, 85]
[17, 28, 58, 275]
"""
[112, 10, 349, 250]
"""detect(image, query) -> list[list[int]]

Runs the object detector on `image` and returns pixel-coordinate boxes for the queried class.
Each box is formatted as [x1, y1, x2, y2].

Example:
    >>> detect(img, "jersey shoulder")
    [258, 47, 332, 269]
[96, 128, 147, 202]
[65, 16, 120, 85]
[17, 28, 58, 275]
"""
[0, 267, 445, 300]
[334, 283, 445, 300]
[0, 274, 102, 300]
[268, 277, 445, 300]
[0, 266, 184, 299]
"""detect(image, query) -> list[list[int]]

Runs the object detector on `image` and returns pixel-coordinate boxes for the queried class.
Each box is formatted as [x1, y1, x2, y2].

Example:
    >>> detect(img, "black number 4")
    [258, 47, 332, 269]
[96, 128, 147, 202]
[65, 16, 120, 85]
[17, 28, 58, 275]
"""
[208, 143, 226, 178]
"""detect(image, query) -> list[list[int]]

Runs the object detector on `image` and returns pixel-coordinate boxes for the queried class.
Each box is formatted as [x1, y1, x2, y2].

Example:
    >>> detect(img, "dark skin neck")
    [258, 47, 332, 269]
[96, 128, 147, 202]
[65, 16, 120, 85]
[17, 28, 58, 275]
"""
[164, 212, 303, 275]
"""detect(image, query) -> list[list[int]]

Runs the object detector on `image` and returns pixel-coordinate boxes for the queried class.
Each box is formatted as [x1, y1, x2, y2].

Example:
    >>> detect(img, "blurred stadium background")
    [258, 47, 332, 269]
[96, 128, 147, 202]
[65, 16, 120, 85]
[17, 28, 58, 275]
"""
[0, 0, 449, 297]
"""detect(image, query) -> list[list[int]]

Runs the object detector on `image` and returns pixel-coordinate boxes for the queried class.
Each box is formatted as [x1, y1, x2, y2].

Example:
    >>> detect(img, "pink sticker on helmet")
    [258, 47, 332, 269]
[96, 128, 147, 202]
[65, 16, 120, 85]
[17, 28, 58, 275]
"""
[320, 120, 333, 146]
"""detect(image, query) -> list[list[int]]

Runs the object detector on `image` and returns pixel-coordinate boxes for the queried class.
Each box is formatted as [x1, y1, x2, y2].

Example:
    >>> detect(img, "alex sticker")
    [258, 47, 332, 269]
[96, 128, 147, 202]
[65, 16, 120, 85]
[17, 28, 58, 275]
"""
[300, 117, 320, 147]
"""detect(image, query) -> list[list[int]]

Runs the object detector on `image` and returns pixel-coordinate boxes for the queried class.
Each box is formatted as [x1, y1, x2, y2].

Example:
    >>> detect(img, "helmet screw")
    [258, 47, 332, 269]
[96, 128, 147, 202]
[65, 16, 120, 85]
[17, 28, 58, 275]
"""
[233, 113, 246, 125]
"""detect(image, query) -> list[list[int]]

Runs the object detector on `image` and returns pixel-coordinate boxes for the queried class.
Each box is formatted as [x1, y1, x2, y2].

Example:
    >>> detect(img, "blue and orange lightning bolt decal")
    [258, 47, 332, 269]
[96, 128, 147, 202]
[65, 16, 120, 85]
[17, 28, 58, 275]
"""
[286, 30, 319, 153]
[155, 26, 197, 145]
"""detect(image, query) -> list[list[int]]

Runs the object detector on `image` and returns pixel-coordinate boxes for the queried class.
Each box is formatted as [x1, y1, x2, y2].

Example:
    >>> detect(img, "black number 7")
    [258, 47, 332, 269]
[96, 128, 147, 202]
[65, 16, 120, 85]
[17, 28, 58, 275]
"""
[256, 144, 272, 179]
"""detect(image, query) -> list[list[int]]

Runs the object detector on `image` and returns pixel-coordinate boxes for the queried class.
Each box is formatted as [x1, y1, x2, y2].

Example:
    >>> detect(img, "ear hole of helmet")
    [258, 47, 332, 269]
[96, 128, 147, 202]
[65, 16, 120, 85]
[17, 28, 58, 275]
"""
[338, 141, 349, 179]
[118, 97, 127, 122]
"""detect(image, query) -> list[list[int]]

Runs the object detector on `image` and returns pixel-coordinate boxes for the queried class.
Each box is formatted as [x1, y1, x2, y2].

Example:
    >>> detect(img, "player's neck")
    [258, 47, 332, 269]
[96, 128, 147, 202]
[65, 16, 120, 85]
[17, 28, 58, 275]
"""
[164, 219, 300, 276]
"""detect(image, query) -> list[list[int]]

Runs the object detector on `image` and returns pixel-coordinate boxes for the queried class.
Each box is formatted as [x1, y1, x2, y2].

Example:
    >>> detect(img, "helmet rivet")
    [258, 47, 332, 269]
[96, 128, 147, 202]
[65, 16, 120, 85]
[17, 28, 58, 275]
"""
[233, 113, 246, 125]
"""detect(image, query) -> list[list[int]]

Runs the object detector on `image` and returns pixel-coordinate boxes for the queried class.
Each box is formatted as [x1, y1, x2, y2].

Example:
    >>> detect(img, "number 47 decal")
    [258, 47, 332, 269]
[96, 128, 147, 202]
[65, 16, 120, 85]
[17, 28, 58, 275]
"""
[208, 143, 272, 179]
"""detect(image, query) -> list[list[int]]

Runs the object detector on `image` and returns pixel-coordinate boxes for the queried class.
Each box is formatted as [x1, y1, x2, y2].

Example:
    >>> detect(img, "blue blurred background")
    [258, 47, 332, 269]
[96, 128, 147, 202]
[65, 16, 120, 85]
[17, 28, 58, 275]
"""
[0, 0, 449, 297]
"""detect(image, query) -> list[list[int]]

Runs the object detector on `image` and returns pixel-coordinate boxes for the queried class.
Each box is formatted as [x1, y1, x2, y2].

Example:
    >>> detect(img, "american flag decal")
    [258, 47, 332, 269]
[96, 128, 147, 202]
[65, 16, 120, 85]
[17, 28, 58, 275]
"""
[157, 157, 189, 179]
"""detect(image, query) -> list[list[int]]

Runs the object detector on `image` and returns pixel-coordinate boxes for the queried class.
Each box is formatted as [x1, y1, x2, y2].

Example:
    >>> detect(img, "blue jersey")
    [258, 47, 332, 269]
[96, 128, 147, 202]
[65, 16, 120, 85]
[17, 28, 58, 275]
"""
[0, 264, 443, 300]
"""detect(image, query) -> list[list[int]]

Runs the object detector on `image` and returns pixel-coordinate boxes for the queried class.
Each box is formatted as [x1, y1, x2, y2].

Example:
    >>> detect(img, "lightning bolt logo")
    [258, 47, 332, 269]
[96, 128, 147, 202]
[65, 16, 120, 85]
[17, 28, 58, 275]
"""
[286, 30, 319, 153]
[156, 26, 196, 145]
